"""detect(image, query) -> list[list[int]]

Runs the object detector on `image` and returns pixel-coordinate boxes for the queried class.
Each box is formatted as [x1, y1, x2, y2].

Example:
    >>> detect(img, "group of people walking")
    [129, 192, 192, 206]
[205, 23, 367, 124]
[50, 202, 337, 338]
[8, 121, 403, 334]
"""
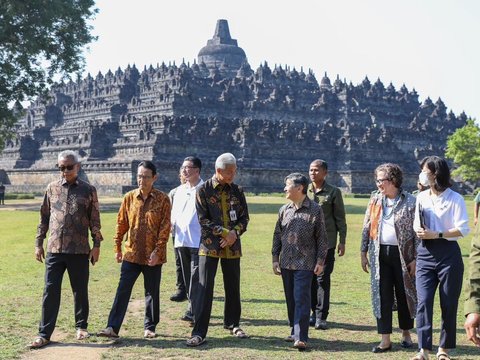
[28, 150, 479, 359]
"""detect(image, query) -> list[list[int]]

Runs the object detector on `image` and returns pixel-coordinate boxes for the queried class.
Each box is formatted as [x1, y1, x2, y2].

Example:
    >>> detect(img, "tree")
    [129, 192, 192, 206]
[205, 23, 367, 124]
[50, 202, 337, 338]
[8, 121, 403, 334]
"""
[445, 119, 480, 182]
[0, 0, 97, 150]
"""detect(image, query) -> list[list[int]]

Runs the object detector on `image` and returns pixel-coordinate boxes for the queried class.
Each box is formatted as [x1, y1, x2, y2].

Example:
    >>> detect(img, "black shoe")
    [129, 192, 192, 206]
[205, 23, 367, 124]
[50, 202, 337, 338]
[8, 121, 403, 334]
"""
[309, 314, 315, 326]
[181, 312, 194, 322]
[400, 340, 413, 348]
[170, 290, 187, 302]
[315, 319, 327, 330]
[372, 344, 392, 353]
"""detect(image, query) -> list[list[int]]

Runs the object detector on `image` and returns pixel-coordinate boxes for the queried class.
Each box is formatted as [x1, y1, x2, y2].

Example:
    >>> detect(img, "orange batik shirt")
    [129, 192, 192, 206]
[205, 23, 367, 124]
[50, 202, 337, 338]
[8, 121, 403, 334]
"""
[114, 188, 171, 265]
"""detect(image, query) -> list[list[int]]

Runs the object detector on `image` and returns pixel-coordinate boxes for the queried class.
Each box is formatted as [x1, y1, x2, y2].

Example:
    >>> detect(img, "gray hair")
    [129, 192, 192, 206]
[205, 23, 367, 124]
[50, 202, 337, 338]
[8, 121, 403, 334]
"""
[284, 172, 309, 194]
[215, 153, 236, 170]
[58, 150, 80, 163]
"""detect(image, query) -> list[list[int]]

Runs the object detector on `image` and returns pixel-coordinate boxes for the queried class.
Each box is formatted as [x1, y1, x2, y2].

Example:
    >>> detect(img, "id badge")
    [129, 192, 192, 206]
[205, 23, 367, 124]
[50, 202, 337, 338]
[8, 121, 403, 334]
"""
[229, 210, 237, 221]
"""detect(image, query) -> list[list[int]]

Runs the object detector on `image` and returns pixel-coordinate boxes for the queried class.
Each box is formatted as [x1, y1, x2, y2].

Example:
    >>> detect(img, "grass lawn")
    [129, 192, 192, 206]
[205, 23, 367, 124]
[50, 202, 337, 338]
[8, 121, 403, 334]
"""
[0, 196, 478, 359]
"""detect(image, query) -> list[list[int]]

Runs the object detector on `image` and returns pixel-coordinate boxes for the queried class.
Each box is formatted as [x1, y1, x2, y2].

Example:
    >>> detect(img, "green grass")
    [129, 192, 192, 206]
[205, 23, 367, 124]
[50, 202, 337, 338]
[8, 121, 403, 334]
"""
[0, 196, 478, 359]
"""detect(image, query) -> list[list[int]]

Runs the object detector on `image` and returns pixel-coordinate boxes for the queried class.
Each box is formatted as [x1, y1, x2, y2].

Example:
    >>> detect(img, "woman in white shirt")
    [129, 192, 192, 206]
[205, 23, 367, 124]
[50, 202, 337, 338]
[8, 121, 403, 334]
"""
[412, 156, 470, 360]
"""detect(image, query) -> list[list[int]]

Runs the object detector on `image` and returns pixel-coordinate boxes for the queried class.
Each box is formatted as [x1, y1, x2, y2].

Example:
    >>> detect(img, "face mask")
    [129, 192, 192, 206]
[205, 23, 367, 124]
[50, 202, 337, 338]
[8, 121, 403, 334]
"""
[418, 171, 430, 187]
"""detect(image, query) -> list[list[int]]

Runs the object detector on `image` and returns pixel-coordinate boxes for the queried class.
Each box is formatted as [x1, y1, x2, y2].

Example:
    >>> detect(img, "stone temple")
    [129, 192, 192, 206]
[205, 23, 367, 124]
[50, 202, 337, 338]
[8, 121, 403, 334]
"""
[0, 19, 468, 194]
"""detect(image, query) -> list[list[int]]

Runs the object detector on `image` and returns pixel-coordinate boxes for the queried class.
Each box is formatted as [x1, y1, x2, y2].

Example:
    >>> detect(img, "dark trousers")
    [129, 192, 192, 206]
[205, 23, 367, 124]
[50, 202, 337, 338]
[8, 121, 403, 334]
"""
[282, 269, 313, 343]
[0, 192, 4, 204]
[107, 260, 162, 334]
[177, 247, 200, 317]
[38, 253, 89, 340]
[174, 245, 186, 293]
[192, 256, 241, 339]
[416, 239, 464, 350]
[377, 245, 414, 334]
[311, 248, 335, 320]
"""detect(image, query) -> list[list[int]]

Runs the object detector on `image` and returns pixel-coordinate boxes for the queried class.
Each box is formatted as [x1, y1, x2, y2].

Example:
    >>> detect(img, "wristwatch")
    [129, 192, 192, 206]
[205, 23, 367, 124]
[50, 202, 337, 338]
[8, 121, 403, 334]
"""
[438, 231, 443, 238]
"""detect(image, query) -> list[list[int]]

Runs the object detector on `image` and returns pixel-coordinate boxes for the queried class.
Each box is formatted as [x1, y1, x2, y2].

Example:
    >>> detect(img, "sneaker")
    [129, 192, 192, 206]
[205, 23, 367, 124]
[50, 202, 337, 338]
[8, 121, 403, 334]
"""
[170, 290, 187, 302]
[315, 319, 328, 330]
[97, 327, 119, 338]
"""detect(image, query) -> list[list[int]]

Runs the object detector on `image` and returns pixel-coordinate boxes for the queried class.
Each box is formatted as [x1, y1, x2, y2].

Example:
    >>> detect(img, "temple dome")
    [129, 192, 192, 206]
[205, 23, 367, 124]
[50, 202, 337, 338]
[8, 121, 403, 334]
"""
[198, 19, 248, 77]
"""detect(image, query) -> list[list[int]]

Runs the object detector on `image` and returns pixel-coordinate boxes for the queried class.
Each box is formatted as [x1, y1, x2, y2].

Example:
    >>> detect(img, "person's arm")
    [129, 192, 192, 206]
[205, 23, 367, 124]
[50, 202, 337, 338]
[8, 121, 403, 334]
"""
[272, 207, 284, 275]
[87, 187, 102, 265]
[233, 188, 249, 236]
[360, 196, 374, 273]
[333, 188, 347, 255]
[113, 195, 130, 262]
[154, 196, 171, 255]
[35, 187, 51, 263]
[474, 198, 479, 226]
[195, 186, 222, 234]
[315, 206, 328, 269]
[465, 234, 480, 346]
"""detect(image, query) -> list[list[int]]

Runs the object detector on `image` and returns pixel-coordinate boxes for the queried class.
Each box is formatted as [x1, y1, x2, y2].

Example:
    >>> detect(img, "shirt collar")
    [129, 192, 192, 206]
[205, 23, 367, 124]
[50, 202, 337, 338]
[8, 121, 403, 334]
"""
[61, 177, 79, 187]
[286, 196, 311, 210]
[134, 188, 155, 200]
[212, 176, 231, 190]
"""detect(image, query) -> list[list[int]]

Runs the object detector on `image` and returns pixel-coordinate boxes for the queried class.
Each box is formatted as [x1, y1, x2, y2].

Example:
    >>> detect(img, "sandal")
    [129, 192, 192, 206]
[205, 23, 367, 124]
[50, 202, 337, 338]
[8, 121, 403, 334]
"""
[29, 337, 50, 349]
[231, 327, 249, 338]
[293, 340, 307, 351]
[411, 352, 429, 360]
[186, 335, 206, 347]
[144, 329, 156, 339]
[436, 352, 450, 360]
[76, 329, 90, 340]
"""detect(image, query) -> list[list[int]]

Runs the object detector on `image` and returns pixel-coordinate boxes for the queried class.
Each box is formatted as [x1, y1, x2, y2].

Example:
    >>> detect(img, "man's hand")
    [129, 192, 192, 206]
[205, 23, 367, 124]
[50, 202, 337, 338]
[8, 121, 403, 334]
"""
[35, 246, 45, 263]
[220, 230, 237, 248]
[337, 243, 346, 257]
[465, 312, 480, 346]
[361, 252, 369, 273]
[406, 260, 416, 277]
[148, 251, 160, 266]
[115, 251, 123, 263]
[314, 263, 324, 276]
[474, 217, 478, 226]
[272, 261, 281, 275]
[89, 247, 100, 266]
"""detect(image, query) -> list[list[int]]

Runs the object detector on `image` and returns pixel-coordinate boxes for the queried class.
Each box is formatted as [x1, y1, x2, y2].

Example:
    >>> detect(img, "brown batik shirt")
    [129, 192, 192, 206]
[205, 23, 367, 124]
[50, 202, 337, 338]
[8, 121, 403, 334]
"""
[114, 188, 171, 265]
[272, 196, 328, 271]
[196, 176, 249, 258]
[35, 178, 103, 254]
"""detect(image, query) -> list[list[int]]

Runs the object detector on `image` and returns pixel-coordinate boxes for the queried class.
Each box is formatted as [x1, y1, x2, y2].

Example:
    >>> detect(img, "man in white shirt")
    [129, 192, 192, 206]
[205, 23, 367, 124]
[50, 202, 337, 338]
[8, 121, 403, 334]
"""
[171, 156, 204, 323]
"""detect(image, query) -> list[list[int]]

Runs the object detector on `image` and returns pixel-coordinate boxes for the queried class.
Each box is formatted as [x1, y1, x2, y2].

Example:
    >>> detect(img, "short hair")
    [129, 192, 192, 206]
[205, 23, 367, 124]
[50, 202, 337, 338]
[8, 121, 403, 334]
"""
[138, 160, 157, 176]
[58, 150, 79, 163]
[375, 163, 403, 188]
[284, 172, 309, 194]
[310, 159, 328, 171]
[184, 156, 202, 171]
[420, 156, 451, 192]
[215, 153, 236, 170]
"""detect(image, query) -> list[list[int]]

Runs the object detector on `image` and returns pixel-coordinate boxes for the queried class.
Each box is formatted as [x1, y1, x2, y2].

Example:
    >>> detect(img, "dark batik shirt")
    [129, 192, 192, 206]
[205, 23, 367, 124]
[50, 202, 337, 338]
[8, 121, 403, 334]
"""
[196, 176, 249, 258]
[35, 178, 103, 254]
[272, 196, 328, 271]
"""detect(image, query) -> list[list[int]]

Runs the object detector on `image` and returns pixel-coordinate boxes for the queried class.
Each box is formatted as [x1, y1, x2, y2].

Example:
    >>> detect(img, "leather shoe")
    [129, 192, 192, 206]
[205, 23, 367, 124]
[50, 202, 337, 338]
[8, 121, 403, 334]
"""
[315, 319, 327, 330]
[309, 314, 315, 326]
[372, 344, 392, 353]
[170, 290, 187, 302]
[401, 340, 413, 348]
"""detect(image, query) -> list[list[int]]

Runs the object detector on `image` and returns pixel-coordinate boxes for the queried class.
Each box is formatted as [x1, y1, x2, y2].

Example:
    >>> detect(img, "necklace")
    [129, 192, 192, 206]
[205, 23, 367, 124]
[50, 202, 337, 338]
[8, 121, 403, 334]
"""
[382, 193, 401, 220]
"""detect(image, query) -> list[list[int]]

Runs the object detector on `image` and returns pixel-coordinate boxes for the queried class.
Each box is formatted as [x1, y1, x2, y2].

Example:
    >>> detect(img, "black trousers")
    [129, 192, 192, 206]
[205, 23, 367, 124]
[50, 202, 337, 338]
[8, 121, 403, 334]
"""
[192, 256, 241, 339]
[177, 247, 200, 317]
[174, 244, 186, 293]
[377, 245, 414, 334]
[311, 247, 335, 320]
[38, 253, 89, 340]
[107, 260, 162, 334]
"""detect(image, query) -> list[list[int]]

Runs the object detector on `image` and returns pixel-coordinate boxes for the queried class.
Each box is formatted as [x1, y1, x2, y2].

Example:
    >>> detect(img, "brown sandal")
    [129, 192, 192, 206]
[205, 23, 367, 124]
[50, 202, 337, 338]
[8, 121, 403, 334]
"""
[76, 329, 90, 340]
[231, 327, 249, 338]
[410, 352, 429, 360]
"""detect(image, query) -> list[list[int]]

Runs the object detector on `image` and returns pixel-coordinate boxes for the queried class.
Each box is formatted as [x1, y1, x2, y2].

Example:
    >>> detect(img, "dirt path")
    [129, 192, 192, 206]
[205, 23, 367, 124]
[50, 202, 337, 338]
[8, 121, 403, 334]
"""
[21, 299, 145, 360]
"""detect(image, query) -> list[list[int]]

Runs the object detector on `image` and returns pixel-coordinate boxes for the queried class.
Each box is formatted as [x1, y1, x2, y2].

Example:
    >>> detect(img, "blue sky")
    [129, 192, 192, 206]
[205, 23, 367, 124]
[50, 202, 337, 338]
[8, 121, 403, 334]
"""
[83, 0, 480, 121]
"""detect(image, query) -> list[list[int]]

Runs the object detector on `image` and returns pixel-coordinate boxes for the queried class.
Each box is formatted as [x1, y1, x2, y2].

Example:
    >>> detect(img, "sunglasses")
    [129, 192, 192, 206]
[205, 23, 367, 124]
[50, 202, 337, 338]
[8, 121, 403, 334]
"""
[58, 164, 76, 172]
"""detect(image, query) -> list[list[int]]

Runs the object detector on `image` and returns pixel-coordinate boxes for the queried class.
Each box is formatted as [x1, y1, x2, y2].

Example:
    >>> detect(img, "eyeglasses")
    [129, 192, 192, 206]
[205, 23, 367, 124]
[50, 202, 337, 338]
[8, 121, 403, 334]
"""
[375, 178, 390, 185]
[181, 166, 198, 170]
[137, 175, 153, 180]
[58, 164, 76, 172]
